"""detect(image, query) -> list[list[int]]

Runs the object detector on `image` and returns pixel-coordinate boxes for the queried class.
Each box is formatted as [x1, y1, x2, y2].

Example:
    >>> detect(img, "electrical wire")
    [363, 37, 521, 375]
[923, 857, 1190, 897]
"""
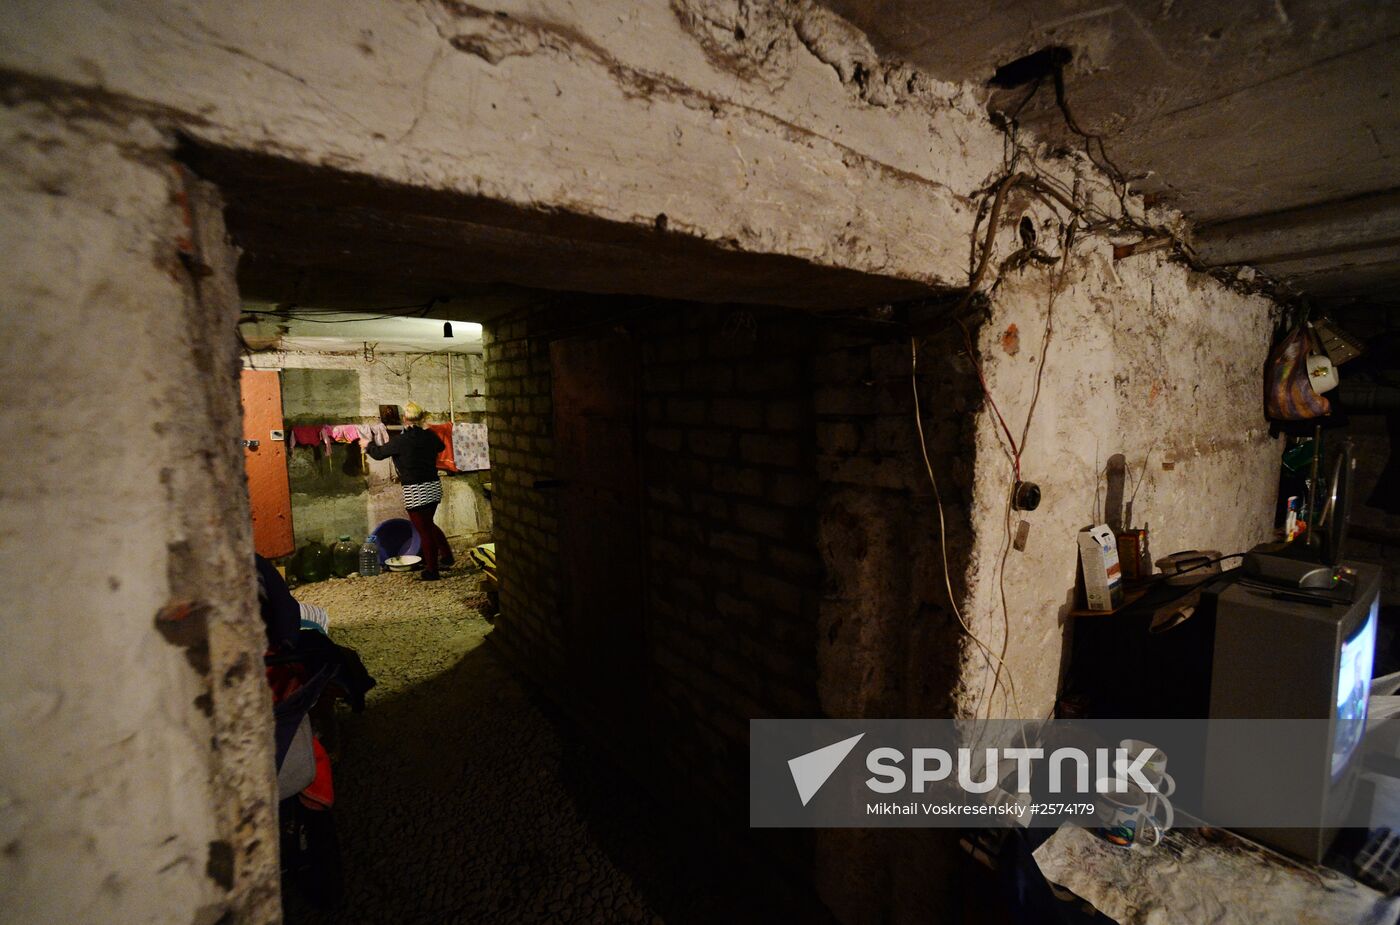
[974, 220, 1079, 727]
[956, 317, 1022, 481]
[240, 297, 443, 325]
[911, 335, 1027, 728]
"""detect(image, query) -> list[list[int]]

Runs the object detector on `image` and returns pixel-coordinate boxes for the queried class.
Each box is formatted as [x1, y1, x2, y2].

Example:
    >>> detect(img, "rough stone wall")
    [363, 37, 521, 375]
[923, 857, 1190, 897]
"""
[808, 323, 982, 924]
[0, 104, 277, 924]
[243, 350, 492, 546]
[961, 243, 1282, 720]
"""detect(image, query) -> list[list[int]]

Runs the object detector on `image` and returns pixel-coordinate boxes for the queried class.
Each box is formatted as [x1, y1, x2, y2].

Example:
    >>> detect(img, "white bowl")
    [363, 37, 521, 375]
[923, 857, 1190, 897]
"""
[384, 555, 423, 572]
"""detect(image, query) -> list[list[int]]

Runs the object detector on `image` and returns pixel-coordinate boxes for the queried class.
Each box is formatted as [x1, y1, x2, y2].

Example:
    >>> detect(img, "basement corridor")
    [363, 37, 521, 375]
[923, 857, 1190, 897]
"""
[282, 557, 820, 925]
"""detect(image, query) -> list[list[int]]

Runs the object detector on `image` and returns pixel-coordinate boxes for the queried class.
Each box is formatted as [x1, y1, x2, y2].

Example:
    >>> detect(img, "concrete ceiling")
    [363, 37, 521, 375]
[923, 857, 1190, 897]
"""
[820, 0, 1400, 309]
[240, 306, 485, 354]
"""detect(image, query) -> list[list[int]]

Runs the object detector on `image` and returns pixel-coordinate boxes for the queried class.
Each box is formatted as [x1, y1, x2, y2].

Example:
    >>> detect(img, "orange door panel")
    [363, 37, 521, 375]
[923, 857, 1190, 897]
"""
[240, 369, 295, 558]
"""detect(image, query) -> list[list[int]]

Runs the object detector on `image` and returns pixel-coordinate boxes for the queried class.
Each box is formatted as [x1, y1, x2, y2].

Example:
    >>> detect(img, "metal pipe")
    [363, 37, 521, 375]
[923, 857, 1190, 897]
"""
[1338, 383, 1400, 413]
[447, 354, 455, 420]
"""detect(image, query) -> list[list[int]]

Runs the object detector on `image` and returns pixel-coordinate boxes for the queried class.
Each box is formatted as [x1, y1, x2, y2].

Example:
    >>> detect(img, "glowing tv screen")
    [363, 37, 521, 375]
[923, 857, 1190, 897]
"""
[1332, 596, 1378, 778]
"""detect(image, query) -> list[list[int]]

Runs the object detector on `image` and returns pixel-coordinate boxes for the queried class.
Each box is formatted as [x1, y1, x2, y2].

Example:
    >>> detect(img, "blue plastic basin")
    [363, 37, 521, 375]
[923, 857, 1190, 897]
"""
[372, 518, 421, 564]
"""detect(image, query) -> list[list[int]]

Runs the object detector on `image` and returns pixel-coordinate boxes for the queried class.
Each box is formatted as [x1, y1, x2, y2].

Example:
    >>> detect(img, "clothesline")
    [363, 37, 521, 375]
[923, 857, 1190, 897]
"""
[286, 421, 490, 472]
[288, 423, 391, 452]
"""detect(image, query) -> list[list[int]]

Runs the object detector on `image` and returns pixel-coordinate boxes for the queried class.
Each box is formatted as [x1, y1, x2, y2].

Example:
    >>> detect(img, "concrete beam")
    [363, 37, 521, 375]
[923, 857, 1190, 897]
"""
[0, 0, 1006, 292]
[1193, 189, 1400, 267]
[199, 146, 943, 311]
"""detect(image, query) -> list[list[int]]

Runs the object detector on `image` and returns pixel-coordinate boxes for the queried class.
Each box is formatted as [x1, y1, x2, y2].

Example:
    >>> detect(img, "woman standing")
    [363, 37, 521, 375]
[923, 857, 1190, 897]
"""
[367, 402, 454, 581]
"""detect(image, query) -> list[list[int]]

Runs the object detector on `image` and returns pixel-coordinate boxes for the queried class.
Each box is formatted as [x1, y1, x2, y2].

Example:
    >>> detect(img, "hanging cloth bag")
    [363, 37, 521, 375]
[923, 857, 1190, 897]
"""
[1265, 324, 1330, 421]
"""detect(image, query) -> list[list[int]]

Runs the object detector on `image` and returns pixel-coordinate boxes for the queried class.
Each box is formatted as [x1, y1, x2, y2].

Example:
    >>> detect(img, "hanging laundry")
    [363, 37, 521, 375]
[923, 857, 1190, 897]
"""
[427, 422, 457, 472]
[319, 425, 336, 454]
[290, 425, 321, 449]
[330, 424, 360, 443]
[363, 422, 390, 446]
[452, 422, 490, 471]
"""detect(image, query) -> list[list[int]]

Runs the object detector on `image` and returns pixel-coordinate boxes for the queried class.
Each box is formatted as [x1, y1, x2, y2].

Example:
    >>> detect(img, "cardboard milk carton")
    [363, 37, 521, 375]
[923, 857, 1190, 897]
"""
[1079, 524, 1124, 611]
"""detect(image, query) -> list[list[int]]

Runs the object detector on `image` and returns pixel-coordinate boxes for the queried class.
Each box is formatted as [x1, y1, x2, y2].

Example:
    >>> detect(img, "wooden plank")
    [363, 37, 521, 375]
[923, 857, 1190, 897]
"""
[240, 369, 295, 558]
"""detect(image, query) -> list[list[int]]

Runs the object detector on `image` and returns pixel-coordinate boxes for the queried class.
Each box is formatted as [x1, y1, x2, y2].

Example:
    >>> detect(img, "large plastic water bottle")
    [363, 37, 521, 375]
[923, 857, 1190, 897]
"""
[359, 535, 382, 576]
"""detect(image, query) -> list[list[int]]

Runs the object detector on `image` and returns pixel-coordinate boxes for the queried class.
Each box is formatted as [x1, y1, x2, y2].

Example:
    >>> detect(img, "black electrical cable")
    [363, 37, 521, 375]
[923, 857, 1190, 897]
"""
[241, 297, 444, 325]
[1050, 63, 1127, 189]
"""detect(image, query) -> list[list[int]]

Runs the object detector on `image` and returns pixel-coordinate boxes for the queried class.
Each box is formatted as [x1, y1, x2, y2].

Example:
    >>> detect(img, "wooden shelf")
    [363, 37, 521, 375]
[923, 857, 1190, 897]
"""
[1067, 581, 1151, 618]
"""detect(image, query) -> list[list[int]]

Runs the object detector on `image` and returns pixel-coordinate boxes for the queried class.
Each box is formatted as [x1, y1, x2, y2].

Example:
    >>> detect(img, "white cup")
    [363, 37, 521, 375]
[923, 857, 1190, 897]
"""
[1113, 759, 1174, 832]
[1121, 739, 1168, 777]
[1118, 739, 1174, 831]
[1094, 777, 1163, 848]
[1307, 354, 1339, 394]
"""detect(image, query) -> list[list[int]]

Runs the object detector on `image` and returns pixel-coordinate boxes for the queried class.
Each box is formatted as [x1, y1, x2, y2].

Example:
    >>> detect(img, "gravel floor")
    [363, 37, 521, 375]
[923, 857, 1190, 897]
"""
[280, 551, 825, 925]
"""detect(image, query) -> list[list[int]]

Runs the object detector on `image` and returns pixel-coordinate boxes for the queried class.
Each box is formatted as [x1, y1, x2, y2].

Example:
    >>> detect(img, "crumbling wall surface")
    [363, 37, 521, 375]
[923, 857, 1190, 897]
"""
[958, 240, 1281, 719]
[0, 103, 278, 923]
[0, 0, 1000, 290]
[810, 322, 980, 923]
[245, 350, 492, 546]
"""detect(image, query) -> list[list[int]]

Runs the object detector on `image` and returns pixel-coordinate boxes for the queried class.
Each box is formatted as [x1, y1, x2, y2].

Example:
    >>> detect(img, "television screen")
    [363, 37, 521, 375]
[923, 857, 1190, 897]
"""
[1332, 596, 1378, 778]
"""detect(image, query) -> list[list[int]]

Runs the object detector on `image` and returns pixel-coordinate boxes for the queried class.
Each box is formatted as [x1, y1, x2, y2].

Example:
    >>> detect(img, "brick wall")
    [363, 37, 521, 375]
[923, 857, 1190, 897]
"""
[485, 298, 979, 755]
[483, 300, 982, 919]
[482, 313, 565, 686]
[637, 306, 824, 809]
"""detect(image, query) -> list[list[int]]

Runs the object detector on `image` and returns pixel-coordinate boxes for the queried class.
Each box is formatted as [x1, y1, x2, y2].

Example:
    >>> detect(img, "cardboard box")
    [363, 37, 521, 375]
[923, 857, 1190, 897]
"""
[1079, 524, 1124, 611]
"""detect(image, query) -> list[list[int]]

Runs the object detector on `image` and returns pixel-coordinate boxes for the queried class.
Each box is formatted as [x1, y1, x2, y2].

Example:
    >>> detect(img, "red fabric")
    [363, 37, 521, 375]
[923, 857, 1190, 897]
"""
[299, 736, 335, 810]
[428, 423, 457, 472]
[265, 647, 307, 703]
[408, 503, 451, 573]
[290, 425, 322, 449]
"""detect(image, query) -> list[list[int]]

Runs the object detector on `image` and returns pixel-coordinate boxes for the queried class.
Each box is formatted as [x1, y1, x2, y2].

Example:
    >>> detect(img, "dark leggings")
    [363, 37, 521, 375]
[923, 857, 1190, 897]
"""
[407, 503, 452, 573]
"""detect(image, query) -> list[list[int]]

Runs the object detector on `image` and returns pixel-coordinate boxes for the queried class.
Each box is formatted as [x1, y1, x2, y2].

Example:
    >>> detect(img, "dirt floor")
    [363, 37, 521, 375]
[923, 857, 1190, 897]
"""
[281, 546, 825, 925]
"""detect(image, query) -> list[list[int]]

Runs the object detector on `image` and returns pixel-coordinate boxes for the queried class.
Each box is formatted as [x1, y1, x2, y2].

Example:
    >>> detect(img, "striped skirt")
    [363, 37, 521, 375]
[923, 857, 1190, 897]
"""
[402, 479, 443, 511]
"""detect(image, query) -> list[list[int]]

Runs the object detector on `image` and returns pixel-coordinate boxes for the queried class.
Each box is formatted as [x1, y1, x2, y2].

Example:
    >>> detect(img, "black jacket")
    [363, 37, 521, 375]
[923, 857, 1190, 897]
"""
[366, 425, 444, 484]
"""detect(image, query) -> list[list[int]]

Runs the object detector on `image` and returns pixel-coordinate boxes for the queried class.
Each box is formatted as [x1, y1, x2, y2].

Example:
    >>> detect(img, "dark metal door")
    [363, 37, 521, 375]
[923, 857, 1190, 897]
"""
[550, 331, 645, 724]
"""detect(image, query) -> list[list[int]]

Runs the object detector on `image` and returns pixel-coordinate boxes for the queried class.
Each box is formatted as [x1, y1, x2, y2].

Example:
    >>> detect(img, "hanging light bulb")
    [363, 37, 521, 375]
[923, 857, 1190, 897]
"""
[443, 321, 454, 339]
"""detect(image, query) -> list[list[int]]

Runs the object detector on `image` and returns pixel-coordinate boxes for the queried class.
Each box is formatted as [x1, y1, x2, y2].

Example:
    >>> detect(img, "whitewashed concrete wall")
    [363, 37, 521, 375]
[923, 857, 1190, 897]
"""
[0, 104, 277, 924]
[961, 241, 1281, 719]
[0, 0, 1002, 292]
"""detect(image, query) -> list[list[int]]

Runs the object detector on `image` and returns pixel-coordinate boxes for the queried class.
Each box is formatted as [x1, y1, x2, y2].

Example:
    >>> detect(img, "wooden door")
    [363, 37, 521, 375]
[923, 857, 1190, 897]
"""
[240, 369, 295, 558]
[550, 332, 645, 725]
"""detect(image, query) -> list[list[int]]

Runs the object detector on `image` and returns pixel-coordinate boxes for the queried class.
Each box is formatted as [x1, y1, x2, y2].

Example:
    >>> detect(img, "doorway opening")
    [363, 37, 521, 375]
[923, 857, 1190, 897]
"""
[194, 142, 937, 924]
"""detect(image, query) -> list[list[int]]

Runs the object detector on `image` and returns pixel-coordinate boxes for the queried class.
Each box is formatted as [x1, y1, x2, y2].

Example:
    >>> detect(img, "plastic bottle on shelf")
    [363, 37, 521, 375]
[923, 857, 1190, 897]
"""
[359, 535, 382, 577]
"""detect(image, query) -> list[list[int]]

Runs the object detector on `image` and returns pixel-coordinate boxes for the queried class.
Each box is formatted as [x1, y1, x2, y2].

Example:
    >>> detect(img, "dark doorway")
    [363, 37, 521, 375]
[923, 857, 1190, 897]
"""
[551, 331, 648, 734]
